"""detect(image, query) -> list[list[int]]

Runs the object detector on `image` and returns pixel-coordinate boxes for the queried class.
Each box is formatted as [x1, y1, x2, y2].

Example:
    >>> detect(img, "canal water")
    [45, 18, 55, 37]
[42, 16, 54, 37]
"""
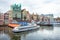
[0, 24, 60, 40]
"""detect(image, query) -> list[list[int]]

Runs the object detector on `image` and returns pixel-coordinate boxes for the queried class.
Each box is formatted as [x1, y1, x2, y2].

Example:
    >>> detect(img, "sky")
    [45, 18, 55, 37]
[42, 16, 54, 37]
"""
[0, 0, 60, 18]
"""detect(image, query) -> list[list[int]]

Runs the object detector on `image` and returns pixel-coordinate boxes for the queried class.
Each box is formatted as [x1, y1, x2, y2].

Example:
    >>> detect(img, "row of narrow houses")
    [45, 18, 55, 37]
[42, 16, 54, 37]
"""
[0, 9, 40, 25]
[0, 12, 13, 25]
[4, 11, 13, 25]
[0, 11, 55, 25]
[0, 4, 55, 25]
[11, 4, 39, 22]
[0, 10, 39, 25]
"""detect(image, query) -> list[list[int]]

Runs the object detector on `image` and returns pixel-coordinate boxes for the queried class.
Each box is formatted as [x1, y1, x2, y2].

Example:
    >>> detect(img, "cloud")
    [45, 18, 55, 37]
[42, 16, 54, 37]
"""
[44, 0, 54, 4]
[22, 0, 60, 17]
[0, 0, 60, 17]
[0, 0, 10, 13]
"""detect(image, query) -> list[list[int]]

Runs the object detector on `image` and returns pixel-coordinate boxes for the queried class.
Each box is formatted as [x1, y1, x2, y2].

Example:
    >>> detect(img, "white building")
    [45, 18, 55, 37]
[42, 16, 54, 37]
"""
[40, 14, 54, 24]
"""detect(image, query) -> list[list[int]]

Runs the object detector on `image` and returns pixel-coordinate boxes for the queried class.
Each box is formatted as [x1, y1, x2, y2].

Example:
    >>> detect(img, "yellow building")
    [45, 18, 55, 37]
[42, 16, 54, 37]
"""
[21, 9, 31, 21]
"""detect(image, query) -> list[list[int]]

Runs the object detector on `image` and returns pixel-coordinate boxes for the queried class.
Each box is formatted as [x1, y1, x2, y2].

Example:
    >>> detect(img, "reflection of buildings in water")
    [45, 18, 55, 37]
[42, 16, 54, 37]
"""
[40, 26, 53, 31]
[5, 31, 21, 40]
[20, 29, 39, 40]
[0, 28, 21, 40]
[0, 27, 39, 40]
[0, 33, 11, 40]
[54, 24, 60, 27]
[0, 27, 37, 40]
[11, 34, 21, 40]
[9, 29, 39, 40]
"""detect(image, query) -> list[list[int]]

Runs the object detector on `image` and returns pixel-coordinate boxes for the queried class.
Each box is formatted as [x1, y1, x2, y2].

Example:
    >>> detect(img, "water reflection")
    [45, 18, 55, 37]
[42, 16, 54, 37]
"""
[1, 25, 60, 40]
[0, 33, 10, 40]
[40, 26, 53, 31]
[10, 26, 54, 40]
[12, 29, 39, 40]
[54, 24, 60, 27]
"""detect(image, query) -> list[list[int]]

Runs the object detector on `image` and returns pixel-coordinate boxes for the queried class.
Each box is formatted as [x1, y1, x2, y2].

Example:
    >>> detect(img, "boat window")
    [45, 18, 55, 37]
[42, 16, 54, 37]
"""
[18, 26, 34, 30]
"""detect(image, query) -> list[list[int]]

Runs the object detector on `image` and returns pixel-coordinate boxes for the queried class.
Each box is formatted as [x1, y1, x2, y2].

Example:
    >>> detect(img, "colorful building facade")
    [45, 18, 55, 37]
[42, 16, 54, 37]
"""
[4, 10, 13, 25]
[0, 13, 4, 25]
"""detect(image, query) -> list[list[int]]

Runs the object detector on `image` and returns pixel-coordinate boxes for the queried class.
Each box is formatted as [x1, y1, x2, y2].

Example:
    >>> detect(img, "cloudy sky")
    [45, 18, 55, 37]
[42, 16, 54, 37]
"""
[0, 0, 60, 17]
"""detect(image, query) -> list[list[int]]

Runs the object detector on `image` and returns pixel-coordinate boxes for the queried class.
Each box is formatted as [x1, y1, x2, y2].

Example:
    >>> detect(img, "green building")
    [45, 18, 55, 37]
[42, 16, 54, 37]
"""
[11, 4, 22, 20]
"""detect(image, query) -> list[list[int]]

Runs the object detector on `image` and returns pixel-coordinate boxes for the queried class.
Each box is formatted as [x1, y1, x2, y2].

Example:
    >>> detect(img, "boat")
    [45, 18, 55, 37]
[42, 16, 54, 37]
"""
[8, 23, 20, 28]
[8, 20, 21, 28]
[39, 24, 53, 26]
[12, 23, 40, 32]
[37, 22, 53, 26]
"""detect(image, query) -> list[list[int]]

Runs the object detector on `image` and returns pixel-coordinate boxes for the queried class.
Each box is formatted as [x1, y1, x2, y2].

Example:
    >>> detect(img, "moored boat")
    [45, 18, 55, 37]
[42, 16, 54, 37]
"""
[37, 22, 53, 26]
[8, 23, 20, 28]
[12, 23, 40, 32]
[8, 20, 20, 28]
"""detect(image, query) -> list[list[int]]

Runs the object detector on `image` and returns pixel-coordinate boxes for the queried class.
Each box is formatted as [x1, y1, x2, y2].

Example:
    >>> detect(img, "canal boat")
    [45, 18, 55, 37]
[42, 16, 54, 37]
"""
[12, 23, 40, 32]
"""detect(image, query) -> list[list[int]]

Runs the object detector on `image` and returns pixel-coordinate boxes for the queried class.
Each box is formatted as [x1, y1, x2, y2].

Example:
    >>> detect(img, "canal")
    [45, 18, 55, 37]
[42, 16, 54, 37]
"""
[0, 24, 60, 40]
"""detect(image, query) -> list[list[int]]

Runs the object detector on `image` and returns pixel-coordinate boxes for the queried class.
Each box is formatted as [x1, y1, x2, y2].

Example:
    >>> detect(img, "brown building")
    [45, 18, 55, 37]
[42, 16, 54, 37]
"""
[31, 13, 39, 21]
[54, 17, 60, 22]
[26, 11, 31, 21]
